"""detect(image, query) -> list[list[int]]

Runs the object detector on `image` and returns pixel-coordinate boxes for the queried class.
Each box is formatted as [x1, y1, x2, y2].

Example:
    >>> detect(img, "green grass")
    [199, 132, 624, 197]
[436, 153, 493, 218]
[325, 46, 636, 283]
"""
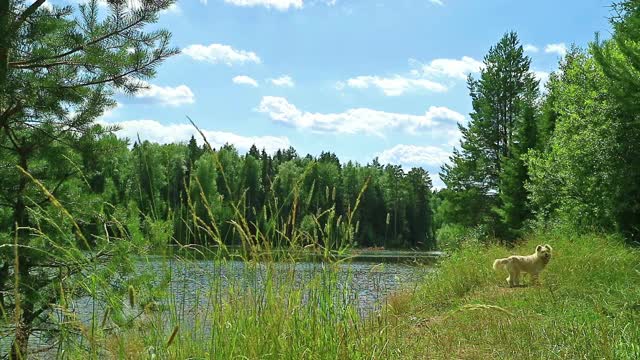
[61, 259, 393, 359]
[58, 230, 640, 360]
[383, 231, 640, 359]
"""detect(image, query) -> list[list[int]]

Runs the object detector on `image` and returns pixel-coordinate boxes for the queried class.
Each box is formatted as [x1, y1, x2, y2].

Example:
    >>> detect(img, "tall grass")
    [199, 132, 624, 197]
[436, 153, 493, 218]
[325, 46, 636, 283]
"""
[1, 126, 409, 359]
[78, 261, 392, 359]
[82, 125, 396, 359]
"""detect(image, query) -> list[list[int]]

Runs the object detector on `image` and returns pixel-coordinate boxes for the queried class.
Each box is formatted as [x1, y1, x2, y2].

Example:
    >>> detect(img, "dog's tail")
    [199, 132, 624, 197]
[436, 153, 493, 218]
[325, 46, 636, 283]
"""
[492, 258, 509, 270]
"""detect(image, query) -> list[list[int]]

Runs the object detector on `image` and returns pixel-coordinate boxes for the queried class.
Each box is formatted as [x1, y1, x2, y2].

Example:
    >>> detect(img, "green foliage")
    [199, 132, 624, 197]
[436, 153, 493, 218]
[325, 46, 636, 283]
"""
[435, 223, 483, 251]
[590, 0, 640, 241]
[526, 47, 637, 238]
[0, 0, 177, 356]
[440, 32, 539, 241]
[125, 200, 145, 246]
[593, 0, 640, 111]
[189, 152, 222, 245]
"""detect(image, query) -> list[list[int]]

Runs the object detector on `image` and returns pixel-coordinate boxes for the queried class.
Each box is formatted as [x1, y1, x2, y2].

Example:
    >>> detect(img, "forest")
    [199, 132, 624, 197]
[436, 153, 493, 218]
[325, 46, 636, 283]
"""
[1, 0, 640, 358]
[0, 134, 437, 250]
[437, 22, 640, 246]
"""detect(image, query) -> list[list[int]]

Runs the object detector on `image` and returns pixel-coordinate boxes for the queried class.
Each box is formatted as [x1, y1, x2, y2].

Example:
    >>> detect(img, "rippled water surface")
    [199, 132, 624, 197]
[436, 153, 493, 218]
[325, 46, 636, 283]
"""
[7, 257, 433, 356]
[148, 259, 432, 315]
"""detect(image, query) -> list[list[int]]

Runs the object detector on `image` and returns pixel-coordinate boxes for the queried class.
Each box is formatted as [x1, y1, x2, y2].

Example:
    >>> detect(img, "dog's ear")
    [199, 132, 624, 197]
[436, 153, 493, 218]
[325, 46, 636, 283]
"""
[536, 245, 542, 252]
[545, 244, 552, 251]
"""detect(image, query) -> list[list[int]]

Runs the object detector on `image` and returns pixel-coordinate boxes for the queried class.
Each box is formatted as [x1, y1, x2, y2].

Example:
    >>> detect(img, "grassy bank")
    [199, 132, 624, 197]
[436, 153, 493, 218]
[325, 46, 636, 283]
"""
[58, 230, 640, 359]
[385, 231, 640, 359]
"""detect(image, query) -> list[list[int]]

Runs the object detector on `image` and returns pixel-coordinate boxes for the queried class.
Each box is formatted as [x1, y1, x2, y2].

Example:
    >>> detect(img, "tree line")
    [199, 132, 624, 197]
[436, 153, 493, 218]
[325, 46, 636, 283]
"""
[53, 134, 437, 250]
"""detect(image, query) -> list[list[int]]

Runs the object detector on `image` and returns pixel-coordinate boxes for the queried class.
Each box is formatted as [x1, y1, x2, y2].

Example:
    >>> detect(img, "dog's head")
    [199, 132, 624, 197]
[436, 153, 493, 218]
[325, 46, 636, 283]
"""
[535, 244, 553, 263]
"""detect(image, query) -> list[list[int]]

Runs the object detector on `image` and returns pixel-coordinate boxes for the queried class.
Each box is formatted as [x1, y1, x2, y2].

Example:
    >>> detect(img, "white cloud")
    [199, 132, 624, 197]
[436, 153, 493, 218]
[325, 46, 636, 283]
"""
[443, 127, 462, 147]
[377, 144, 451, 168]
[534, 70, 551, 92]
[411, 56, 484, 80]
[224, 0, 303, 11]
[257, 96, 464, 136]
[425, 106, 465, 124]
[341, 56, 481, 96]
[429, 0, 444, 5]
[102, 119, 291, 153]
[544, 43, 567, 57]
[376, 144, 453, 189]
[269, 75, 295, 87]
[232, 75, 259, 87]
[430, 174, 446, 190]
[41, 1, 54, 10]
[160, 3, 181, 14]
[345, 75, 447, 96]
[182, 43, 261, 66]
[523, 44, 539, 53]
[132, 82, 195, 106]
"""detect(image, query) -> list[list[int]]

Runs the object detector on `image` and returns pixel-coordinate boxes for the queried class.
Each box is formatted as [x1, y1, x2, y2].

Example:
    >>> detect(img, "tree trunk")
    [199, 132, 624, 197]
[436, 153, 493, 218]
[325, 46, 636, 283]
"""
[11, 291, 33, 360]
[10, 153, 34, 359]
[0, 0, 10, 87]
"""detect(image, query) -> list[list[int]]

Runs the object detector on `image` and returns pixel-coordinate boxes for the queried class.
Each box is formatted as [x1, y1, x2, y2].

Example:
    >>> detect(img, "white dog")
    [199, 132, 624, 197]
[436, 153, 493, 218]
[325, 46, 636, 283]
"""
[493, 244, 553, 287]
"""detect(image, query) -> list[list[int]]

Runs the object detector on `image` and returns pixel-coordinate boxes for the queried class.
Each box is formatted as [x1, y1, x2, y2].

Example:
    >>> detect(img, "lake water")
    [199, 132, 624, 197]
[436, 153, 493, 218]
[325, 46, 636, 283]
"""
[145, 258, 433, 316]
[5, 257, 433, 357]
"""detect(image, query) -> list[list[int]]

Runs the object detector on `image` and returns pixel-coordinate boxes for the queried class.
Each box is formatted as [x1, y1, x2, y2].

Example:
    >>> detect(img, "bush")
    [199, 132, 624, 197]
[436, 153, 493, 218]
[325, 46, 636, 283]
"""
[436, 223, 487, 251]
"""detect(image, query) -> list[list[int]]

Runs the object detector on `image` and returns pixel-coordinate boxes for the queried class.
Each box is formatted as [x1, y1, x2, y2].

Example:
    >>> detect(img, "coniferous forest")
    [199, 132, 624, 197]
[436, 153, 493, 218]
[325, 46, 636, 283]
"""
[0, 133, 437, 250]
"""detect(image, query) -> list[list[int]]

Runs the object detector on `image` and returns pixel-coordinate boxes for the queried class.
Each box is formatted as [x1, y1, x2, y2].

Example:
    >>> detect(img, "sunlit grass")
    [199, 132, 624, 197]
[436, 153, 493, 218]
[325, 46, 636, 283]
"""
[384, 230, 640, 359]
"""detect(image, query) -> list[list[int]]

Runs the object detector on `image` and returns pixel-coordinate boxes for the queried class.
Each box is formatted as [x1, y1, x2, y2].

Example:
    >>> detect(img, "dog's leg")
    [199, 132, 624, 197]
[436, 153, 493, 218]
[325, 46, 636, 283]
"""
[513, 270, 521, 286]
[507, 270, 517, 287]
[530, 273, 539, 285]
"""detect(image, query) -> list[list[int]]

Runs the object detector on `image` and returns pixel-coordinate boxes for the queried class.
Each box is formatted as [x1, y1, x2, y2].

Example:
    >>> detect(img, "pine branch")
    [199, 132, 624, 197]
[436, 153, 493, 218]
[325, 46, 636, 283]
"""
[0, 103, 23, 127]
[9, 0, 47, 35]
[11, 60, 99, 69]
[8, 15, 149, 68]
[60, 52, 175, 89]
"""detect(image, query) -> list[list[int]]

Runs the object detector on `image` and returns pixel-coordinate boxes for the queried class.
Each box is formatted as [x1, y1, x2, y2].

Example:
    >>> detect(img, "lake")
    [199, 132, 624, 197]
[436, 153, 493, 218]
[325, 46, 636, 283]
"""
[145, 257, 434, 317]
[7, 255, 434, 357]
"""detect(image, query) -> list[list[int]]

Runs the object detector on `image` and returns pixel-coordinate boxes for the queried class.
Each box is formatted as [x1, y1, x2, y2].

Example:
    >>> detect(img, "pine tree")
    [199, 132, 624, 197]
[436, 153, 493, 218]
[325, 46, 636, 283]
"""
[440, 32, 539, 240]
[0, 1, 177, 356]
[241, 153, 262, 222]
[260, 148, 274, 206]
[405, 167, 434, 249]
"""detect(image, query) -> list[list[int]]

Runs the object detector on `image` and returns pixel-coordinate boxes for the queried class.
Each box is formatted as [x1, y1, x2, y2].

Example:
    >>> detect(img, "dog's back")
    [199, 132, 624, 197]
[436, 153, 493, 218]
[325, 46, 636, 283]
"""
[492, 257, 510, 270]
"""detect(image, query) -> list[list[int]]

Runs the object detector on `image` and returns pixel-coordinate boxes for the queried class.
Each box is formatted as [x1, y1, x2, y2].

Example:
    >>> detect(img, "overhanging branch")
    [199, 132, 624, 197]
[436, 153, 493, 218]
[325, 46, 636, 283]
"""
[8, 16, 148, 68]
[9, 0, 47, 35]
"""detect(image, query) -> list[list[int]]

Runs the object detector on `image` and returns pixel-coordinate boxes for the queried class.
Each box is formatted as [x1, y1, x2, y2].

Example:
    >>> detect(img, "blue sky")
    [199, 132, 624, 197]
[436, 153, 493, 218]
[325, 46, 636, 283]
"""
[75, 0, 612, 187]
